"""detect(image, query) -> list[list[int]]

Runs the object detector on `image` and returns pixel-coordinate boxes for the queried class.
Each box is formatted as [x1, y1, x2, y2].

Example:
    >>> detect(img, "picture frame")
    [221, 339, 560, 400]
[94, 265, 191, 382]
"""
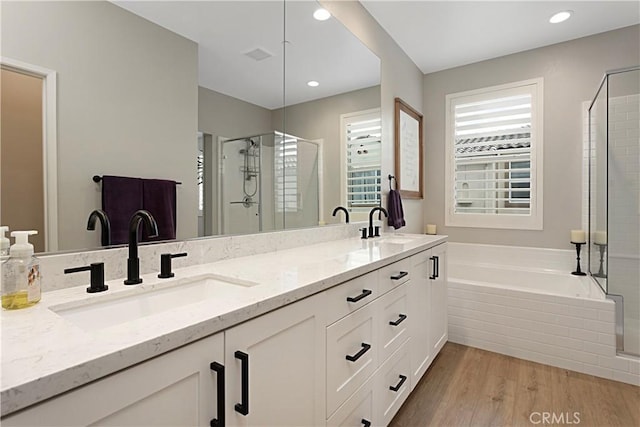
[394, 97, 423, 199]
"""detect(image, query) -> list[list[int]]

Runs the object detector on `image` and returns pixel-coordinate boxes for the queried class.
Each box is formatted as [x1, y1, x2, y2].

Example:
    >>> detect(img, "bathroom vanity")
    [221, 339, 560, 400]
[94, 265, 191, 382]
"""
[1, 233, 447, 426]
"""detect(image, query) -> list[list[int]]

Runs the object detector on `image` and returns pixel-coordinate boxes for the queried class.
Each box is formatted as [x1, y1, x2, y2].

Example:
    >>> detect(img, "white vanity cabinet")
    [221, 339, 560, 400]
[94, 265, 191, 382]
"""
[224, 291, 327, 427]
[408, 242, 448, 388]
[326, 255, 415, 426]
[2, 332, 225, 427]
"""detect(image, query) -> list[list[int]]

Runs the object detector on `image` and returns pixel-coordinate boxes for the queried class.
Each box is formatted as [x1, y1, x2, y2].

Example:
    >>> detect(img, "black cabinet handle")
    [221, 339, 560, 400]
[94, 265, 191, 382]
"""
[347, 289, 372, 303]
[434, 255, 439, 279]
[389, 374, 408, 392]
[430, 256, 439, 280]
[234, 351, 249, 416]
[389, 314, 407, 327]
[361, 419, 372, 427]
[346, 343, 371, 362]
[209, 362, 225, 427]
[390, 271, 408, 280]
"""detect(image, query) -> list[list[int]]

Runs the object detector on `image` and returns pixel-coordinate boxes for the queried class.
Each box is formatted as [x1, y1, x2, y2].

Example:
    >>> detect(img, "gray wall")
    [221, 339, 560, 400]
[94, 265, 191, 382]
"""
[272, 85, 381, 222]
[198, 86, 274, 235]
[2, 1, 198, 250]
[321, 1, 425, 233]
[424, 25, 640, 249]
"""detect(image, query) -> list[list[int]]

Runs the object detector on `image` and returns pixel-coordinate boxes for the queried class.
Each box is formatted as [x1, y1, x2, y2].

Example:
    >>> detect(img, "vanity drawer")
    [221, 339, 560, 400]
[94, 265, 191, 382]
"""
[326, 374, 376, 427]
[375, 340, 411, 426]
[377, 283, 410, 364]
[378, 257, 411, 295]
[326, 302, 377, 418]
[326, 271, 379, 326]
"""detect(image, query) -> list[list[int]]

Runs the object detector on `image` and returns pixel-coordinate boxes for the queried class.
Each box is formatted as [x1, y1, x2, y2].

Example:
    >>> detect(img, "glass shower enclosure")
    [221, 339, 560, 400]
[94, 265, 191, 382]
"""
[588, 66, 640, 357]
[220, 132, 319, 235]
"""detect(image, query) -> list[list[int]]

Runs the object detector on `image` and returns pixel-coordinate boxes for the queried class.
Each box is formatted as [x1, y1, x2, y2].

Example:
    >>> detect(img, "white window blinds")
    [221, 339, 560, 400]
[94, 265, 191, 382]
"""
[445, 78, 543, 230]
[275, 131, 298, 213]
[344, 112, 382, 214]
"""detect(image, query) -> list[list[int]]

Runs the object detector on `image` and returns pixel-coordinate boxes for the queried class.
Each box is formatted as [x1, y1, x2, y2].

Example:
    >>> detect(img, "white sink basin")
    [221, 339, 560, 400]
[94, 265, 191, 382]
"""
[50, 273, 258, 331]
[379, 234, 422, 245]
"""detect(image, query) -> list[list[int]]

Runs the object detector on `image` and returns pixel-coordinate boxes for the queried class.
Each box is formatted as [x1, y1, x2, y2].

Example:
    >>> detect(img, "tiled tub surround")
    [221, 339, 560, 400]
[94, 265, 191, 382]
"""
[448, 243, 640, 386]
[0, 231, 446, 417]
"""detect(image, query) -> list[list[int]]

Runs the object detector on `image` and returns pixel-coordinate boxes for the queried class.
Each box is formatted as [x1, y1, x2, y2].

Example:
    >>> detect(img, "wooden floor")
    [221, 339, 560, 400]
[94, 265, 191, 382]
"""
[390, 343, 640, 427]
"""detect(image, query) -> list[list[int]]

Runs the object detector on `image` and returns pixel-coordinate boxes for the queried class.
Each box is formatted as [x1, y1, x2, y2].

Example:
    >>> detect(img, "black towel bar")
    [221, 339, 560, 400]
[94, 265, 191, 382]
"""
[388, 174, 397, 191]
[93, 175, 182, 185]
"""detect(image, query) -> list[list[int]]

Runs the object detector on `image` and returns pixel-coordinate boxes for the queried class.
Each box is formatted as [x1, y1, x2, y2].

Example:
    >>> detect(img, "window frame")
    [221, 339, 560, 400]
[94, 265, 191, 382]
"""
[444, 78, 544, 230]
[340, 108, 382, 222]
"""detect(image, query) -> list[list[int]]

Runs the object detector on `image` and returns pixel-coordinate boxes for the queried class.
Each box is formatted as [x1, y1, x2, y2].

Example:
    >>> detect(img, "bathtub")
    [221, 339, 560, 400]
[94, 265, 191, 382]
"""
[447, 243, 639, 386]
[449, 262, 604, 300]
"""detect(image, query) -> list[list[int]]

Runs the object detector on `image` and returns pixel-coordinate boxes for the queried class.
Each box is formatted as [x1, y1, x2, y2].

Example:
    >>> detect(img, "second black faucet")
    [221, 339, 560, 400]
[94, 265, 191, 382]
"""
[124, 210, 158, 285]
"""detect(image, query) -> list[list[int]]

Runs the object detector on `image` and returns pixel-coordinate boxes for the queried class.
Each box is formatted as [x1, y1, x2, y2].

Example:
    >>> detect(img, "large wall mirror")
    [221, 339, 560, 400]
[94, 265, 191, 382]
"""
[1, 0, 381, 254]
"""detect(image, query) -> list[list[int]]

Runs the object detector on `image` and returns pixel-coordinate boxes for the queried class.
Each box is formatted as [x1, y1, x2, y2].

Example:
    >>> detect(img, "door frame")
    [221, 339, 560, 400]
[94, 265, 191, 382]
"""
[1, 57, 58, 252]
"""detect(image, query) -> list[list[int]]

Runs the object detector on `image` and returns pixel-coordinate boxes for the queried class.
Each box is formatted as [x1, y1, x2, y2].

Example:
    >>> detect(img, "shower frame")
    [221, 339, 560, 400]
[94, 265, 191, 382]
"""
[587, 65, 640, 356]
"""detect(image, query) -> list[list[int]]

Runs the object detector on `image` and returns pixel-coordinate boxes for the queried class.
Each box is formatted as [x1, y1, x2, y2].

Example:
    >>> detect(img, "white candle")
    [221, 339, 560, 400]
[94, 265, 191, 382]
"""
[426, 224, 437, 235]
[594, 231, 607, 245]
[570, 229, 586, 243]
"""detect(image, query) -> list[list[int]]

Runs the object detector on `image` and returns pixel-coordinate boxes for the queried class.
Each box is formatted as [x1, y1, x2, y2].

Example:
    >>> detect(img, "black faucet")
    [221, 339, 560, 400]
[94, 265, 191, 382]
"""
[124, 210, 158, 285]
[87, 209, 111, 246]
[368, 207, 388, 238]
[332, 206, 350, 223]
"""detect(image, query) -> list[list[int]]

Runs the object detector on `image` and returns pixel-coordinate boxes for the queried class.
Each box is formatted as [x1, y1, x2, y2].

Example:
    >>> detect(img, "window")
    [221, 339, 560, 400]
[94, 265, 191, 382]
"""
[445, 78, 543, 229]
[275, 131, 298, 213]
[341, 109, 382, 220]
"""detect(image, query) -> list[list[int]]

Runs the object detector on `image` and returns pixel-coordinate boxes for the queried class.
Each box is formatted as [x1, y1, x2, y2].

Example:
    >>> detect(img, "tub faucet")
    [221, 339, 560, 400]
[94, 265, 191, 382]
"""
[368, 207, 388, 238]
[332, 206, 350, 223]
[124, 210, 158, 285]
[86, 209, 111, 246]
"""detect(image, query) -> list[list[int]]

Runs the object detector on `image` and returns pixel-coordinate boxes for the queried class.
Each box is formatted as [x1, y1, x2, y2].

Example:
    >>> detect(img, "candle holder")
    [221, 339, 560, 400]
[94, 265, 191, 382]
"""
[571, 241, 587, 276]
[593, 243, 607, 278]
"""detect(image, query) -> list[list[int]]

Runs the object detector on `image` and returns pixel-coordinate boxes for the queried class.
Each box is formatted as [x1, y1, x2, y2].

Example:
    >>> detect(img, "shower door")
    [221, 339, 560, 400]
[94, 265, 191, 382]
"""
[220, 137, 262, 235]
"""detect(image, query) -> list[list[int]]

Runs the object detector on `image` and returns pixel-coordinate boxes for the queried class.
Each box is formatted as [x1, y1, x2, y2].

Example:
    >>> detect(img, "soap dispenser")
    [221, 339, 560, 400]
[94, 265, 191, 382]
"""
[0, 226, 9, 257]
[1, 230, 41, 309]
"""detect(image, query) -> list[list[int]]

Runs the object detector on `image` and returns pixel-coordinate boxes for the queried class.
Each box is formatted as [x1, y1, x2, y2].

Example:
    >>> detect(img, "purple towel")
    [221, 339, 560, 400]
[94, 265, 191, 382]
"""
[142, 179, 176, 242]
[101, 175, 143, 245]
[387, 189, 406, 230]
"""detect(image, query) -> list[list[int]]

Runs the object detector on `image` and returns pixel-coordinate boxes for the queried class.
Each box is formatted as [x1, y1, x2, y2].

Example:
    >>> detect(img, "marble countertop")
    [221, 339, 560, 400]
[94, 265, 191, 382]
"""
[0, 233, 446, 417]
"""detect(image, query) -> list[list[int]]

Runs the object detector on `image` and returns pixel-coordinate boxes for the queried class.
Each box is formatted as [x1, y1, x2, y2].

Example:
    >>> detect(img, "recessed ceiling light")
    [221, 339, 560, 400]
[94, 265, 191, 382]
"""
[313, 8, 331, 21]
[549, 10, 572, 24]
[307, 81, 319, 87]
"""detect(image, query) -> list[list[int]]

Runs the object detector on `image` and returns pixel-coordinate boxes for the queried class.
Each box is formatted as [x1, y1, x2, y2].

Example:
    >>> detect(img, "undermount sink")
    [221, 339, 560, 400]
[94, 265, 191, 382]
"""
[50, 273, 258, 331]
[379, 234, 422, 245]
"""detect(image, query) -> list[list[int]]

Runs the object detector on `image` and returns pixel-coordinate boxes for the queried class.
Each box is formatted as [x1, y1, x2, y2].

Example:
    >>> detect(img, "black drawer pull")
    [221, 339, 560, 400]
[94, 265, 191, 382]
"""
[389, 314, 407, 327]
[390, 271, 408, 280]
[430, 256, 440, 280]
[346, 289, 372, 303]
[209, 362, 225, 427]
[389, 374, 408, 392]
[234, 351, 249, 416]
[346, 343, 371, 362]
[361, 419, 372, 427]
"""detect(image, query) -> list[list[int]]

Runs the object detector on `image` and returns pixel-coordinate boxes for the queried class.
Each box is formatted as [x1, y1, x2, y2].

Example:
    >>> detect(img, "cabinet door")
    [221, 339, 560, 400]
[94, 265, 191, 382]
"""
[429, 243, 448, 356]
[225, 292, 326, 427]
[407, 249, 431, 389]
[2, 333, 224, 427]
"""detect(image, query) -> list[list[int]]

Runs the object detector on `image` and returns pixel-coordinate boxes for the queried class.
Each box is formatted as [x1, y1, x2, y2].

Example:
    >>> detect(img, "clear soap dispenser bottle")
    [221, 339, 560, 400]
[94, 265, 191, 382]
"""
[1, 230, 41, 310]
[0, 226, 9, 257]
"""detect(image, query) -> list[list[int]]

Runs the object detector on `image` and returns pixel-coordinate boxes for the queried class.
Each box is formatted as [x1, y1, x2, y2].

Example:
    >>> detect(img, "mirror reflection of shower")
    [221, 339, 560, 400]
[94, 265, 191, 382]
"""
[220, 132, 320, 235]
[239, 137, 260, 208]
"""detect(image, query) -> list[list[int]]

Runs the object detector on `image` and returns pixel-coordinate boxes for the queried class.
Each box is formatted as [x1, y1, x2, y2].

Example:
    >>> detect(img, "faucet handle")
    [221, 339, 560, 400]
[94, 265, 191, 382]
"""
[359, 228, 368, 240]
[374, 226, 381, 237]
[158, 252, 188, 279]
[64, 263, 108, 293]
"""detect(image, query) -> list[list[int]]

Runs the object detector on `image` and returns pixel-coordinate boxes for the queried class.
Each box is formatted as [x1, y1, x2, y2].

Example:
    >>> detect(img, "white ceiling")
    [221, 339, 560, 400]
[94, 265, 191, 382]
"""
[360, 1, 640, 74]
[112, 1, 380, 110]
